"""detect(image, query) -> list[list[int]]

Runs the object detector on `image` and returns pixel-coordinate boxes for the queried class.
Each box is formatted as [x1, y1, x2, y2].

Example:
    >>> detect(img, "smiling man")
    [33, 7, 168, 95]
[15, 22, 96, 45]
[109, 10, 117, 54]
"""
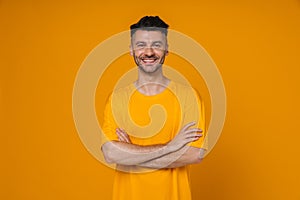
[101, 16, 207, 200]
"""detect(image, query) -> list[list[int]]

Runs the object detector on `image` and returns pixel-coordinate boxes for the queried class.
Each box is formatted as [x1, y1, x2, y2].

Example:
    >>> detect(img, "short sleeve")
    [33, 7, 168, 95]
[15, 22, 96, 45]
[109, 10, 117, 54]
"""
[184, 89, 207, 149]
[101, 95, 119, 145]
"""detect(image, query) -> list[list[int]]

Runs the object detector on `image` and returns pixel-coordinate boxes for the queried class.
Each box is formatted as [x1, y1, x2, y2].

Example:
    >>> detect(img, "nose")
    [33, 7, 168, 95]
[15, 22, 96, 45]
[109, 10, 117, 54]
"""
[144, 47, 154, 56]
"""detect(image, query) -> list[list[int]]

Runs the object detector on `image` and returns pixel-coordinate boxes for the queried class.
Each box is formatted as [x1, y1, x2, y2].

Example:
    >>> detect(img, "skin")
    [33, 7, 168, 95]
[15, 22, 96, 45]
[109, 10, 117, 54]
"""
[101, 30, 206, 169]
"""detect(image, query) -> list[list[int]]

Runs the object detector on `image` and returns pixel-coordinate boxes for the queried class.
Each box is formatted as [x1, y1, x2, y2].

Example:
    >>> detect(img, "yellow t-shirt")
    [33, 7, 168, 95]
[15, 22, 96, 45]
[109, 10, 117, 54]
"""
[102, 81, 206, 200]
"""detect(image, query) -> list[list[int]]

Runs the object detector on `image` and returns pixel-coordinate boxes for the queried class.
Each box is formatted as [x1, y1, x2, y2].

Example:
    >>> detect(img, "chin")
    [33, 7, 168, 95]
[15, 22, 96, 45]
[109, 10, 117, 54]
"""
[139, 64, 162, 74]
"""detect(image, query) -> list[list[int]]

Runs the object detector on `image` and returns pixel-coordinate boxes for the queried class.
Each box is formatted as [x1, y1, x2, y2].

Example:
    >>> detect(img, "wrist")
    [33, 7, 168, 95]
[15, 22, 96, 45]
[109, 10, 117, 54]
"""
[165, 142, 176, 153]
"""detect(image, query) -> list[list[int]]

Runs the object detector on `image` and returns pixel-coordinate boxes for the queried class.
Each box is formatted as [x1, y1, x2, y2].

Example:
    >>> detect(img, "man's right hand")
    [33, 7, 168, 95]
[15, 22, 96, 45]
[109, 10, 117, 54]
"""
[166, 122, 203, 153]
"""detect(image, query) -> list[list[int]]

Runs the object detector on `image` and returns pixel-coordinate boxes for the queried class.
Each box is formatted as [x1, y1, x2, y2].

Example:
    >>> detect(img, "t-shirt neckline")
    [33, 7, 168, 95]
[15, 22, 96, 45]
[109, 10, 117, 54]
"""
[131, 80, 173, 98]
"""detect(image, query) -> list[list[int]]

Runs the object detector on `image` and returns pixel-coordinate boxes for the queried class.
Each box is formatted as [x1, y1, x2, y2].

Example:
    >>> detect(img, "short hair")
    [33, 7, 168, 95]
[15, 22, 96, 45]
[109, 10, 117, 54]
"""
[130, 16, 169, 37]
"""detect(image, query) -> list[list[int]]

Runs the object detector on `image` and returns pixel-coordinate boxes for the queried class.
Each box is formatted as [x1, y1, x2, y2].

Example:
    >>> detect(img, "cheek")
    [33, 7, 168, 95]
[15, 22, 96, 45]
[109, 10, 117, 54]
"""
[133, 50, 143, 58]
[155, 50, 166, 58]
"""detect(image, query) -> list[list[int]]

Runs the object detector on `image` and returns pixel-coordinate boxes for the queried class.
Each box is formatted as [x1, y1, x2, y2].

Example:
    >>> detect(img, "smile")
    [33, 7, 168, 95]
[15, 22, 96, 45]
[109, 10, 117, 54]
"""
[141, 58, 158, 64]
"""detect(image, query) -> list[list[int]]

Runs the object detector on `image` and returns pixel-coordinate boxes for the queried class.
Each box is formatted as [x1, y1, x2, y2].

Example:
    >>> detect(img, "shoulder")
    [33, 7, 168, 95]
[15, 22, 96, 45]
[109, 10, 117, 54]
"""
[169, 81, 199, 98]
[105, 84, 136, 108]
[104, 84, 134, 111]
[110, 84, 135, 98]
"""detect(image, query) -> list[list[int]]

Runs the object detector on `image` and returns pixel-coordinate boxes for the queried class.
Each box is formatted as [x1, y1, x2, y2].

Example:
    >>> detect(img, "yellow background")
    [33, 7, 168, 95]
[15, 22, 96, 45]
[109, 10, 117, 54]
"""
[1, 0, 300, 199]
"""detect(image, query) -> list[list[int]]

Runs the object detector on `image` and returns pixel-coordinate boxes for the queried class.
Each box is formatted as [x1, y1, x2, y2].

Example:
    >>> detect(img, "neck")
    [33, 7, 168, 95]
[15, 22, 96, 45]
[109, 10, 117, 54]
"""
[135, 68, 170, 96]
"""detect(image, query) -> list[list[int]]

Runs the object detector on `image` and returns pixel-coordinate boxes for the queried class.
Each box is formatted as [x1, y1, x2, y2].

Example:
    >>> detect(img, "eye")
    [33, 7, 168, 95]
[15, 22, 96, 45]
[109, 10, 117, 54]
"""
[136, 43, 146, 49]
[152, 43, 162, 48]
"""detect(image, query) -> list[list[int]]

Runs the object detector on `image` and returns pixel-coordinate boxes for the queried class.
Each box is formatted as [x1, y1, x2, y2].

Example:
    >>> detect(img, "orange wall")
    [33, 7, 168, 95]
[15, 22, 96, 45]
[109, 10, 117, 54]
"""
[1, 0, 300, 199]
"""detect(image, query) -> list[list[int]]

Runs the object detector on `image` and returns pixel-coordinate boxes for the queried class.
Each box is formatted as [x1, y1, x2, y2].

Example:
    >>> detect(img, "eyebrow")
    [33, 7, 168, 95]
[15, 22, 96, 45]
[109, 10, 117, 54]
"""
[135, 41, 164, 45]
[152, 41, 163, 44]
[135, 41, 146, 45]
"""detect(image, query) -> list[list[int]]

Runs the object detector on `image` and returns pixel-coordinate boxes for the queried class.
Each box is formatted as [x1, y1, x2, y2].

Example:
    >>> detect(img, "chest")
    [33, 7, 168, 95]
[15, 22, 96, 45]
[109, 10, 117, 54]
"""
[121, 93, 181, 145]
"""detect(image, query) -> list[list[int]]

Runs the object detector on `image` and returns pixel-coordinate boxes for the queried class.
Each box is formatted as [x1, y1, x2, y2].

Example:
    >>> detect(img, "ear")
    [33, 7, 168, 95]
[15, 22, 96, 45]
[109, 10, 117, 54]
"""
[129, 44, 133, 56]
[165, 44, 169, 55]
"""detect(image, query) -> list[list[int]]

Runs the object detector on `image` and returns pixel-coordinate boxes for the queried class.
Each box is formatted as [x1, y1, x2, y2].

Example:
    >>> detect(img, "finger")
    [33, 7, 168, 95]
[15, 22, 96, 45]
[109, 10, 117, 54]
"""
[116, 129, 128, 142]
[120, 128, 129, 137]
[117, 128, 130, 143]
[181, 121, 196, 131]
[116, 131, 124, 142]
[185, 136, 201, 143]
[186, 135, 202, 142]
[117, 133, 124, 142]
[120, 129, 132, 143]
[119, 129, 130, 143]
[184, 128, 203, 134]
[180, 137, 201, 148]
[120, 132, 130, 143]
[185, 132, 203, 139]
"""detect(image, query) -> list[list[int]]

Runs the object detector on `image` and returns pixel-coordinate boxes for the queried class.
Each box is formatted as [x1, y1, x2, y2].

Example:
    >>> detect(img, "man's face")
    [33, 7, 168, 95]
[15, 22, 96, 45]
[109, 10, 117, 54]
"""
[130, 30, 168, 74]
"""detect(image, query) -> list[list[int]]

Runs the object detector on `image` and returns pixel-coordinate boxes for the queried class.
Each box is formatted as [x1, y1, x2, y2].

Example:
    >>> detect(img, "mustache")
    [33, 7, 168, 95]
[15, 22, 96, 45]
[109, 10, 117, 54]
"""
[139, 55, 159, 59]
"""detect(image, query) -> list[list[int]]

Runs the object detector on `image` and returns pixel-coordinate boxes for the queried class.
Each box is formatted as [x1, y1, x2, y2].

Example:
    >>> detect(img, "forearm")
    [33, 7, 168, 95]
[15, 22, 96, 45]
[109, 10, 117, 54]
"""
[101, 141, 172, 165]
[166, 147, 205, 168]
[102, 121, 203, 167]
[138, 146, 205, 169]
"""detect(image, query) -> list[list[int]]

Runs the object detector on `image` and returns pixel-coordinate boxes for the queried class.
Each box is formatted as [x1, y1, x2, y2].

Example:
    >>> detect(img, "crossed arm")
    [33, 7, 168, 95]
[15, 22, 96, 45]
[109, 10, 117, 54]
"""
[101, 122, 206, 169]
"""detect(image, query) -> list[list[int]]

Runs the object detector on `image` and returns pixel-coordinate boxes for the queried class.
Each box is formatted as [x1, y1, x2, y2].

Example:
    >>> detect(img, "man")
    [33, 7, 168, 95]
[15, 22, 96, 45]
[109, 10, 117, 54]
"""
[101, 16, 207, 200]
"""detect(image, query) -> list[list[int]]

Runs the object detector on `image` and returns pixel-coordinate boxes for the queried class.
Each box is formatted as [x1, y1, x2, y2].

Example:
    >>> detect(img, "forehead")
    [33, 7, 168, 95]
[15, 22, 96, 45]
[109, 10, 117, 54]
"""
[132, 30, 166, 43]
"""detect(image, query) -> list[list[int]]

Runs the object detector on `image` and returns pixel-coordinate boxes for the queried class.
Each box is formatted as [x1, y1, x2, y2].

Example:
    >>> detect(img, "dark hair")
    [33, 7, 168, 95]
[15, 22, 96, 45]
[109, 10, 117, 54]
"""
[130, 16, 169, 37]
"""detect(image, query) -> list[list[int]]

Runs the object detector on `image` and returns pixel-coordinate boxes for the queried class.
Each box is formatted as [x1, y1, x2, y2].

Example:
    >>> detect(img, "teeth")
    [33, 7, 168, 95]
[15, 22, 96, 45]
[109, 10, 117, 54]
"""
[142, 59, 156, 63]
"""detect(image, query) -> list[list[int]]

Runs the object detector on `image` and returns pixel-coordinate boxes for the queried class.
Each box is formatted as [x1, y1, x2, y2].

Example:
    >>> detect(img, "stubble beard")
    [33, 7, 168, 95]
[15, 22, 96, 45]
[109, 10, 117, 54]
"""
[133, 52, 166, 74]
